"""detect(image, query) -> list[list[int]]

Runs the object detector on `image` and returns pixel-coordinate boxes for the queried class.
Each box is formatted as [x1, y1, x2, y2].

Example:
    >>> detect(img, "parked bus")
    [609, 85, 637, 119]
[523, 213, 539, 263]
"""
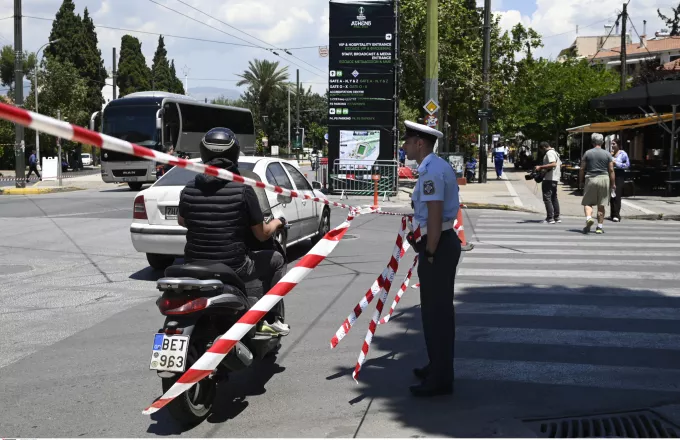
[90, 91, 256, 190]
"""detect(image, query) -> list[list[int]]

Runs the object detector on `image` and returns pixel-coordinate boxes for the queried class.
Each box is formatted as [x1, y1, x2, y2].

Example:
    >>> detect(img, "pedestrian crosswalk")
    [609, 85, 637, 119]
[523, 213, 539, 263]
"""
[452, 211, 680, 399]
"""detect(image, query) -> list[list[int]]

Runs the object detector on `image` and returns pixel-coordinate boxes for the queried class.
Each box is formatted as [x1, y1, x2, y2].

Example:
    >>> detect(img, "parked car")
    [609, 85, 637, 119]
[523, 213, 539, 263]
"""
[81, 153, 93, 167]
[130, 156, 331, 270]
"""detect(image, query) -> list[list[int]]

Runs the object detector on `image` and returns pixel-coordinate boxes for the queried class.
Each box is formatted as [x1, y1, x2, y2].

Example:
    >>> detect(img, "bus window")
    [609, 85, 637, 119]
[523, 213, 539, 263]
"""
[163, 103, 180, 152]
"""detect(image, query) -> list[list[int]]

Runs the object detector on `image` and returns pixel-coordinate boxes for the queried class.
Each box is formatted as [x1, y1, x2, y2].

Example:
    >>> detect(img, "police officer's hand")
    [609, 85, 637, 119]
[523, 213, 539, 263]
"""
[277, 217, 289, 230]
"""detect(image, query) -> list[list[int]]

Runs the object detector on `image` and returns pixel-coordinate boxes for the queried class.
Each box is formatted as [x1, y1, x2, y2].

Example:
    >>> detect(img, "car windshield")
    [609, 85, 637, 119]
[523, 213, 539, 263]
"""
[154, 162, 256, 187]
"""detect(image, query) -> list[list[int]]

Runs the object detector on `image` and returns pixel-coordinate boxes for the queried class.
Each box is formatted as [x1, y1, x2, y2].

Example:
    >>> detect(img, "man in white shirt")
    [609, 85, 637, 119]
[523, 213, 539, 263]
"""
[534, 141, 561, 224]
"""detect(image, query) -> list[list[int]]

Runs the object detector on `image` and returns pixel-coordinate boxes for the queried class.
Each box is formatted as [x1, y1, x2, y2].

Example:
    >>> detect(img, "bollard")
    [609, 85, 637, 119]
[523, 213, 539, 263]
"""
[372, 172, 380, 208]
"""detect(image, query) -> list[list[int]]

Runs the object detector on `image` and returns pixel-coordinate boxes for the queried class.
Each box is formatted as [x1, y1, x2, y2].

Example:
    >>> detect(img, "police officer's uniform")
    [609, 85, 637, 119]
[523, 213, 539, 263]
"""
[404, 120, 461, 396]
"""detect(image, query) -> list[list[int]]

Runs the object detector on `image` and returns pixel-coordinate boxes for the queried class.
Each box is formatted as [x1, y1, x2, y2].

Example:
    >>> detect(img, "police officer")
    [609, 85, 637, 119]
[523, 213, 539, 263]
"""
[177, 127, 290, 335]
[403, 120, 461, 397]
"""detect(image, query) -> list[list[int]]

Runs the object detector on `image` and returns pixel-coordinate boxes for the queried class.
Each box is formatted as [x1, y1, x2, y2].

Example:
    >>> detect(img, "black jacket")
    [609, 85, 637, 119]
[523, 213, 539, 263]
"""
[178, 158, 264, 269]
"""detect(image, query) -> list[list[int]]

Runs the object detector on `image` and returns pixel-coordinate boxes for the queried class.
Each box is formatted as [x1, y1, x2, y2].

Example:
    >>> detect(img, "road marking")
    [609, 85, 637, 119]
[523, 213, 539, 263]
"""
[466, 248, 680, 257]
[458, 268, 680, 281]
[501, 173, 523, 207]
[461, 257, 680, 266]
[622, 199, 657, 215]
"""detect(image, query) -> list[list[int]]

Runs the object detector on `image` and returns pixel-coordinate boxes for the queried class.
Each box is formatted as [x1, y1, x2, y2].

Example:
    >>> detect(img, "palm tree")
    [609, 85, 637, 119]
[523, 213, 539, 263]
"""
[236, 59, 290, 136]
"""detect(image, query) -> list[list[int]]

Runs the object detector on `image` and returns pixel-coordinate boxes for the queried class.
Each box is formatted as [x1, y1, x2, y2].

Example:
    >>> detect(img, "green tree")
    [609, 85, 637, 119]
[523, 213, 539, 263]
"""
[169, 60, 185, 94]
[236, 59, 290, 136]
[658, 4, 680, 36]
[151, 36, 174, 92]
[117, 35, 151, 97]
[0, 45, 37, 96]
[81, 8, 108, 114]
[24, 57, 88, 160]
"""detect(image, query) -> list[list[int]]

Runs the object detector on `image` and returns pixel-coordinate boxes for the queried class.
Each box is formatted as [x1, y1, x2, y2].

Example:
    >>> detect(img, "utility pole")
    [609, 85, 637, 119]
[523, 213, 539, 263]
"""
[183, 65, 190, 95]
[57, 109, 62, 187]
[424, 0, 439, 132]
[287, 87, 291, 153]
[479, 0, 491, 183]
[296, 69, 300, 159]
[14, 0, 25, 188]
[112, 47, 117, 100]
[620, 2, 628, 92]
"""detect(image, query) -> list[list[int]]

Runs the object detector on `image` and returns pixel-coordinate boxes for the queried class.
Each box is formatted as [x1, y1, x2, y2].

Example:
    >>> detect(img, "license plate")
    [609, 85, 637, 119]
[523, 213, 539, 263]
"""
[149, 334, 189, 372]
[165, 206, 178, 220]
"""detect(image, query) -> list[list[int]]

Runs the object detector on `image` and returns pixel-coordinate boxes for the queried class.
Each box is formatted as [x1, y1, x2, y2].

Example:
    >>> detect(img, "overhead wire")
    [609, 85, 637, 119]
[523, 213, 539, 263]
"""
[153, 0, 326, 77]
[172, 0, 326, 75]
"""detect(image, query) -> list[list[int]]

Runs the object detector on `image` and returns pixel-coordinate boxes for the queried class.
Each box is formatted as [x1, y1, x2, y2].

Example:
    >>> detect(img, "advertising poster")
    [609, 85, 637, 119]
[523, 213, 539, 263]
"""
[327, 0, 397, 190]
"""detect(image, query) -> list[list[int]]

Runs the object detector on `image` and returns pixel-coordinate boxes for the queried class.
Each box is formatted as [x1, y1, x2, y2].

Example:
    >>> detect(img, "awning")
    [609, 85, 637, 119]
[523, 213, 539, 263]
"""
[590, 80, 680, 115]
[566, 113, 676, 133]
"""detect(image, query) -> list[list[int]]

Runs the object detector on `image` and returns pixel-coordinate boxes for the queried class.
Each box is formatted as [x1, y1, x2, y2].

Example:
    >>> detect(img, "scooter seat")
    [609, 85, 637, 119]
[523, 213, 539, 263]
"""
[165, 261, 246, 293]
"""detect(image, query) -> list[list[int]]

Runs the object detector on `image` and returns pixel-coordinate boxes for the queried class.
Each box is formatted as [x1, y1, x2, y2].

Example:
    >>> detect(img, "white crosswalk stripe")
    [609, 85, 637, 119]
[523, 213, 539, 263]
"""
[453, 213, 680, 394]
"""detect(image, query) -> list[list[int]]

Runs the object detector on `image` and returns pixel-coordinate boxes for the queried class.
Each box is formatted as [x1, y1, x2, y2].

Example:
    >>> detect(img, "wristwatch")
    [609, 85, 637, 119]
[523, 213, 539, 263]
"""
[425, 249, 435, 263]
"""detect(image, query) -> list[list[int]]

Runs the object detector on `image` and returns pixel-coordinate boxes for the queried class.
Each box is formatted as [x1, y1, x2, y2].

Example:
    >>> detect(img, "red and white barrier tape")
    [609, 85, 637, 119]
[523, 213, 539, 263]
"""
[352, 217, 409, 381]
[142, 208, 377, 415]
[0, 103, 427, 406]
[378, 254, 418, 325]
[329, 220, 410, 349]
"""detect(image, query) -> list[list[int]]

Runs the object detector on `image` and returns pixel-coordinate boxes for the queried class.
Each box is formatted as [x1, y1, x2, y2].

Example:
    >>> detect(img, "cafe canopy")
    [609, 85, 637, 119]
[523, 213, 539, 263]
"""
[565, 80, 680, 165]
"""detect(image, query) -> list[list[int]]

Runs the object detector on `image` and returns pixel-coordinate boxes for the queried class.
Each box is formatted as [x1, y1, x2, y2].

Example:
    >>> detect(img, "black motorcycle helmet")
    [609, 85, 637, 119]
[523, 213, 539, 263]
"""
[199, 127, 240, 163]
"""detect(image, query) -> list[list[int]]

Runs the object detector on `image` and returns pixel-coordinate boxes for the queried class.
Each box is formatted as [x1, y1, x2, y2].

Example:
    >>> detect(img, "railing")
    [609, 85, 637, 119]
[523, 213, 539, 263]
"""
[329, 159, 399, 196]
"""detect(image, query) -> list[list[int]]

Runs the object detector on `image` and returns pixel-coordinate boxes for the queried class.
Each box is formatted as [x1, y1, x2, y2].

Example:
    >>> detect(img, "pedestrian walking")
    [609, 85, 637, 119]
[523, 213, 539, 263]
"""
[609, 137, 629, 222]
[26, 149, 41, 181]
[535, 141, 561, 224]
[492, 143, 505, 179]
[402, 120, 460, 397]
[398, 146, 406, 167]
[579, 133, 616, 234]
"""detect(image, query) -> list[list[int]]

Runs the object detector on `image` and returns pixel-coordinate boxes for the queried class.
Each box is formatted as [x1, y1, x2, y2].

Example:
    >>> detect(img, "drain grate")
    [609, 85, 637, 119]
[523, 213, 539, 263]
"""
[523, 410, 680, 438]
[342, 234, 359, 240]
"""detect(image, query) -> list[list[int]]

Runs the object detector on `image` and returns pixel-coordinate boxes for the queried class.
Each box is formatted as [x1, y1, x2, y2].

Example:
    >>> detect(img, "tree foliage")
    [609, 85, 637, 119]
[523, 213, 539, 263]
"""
[46, 1, 106, 117]
[236, 59, 290, 136]
[658, 4, 680, 36]
[0, 45, 37, 95]
[117, 35, 152, 96]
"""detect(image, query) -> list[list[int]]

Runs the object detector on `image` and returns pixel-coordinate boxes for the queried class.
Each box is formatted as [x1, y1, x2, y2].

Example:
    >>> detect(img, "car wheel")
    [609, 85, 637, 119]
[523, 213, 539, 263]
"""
[313, 208, 331, 243]
[128, 182, 143, 191]
[146, 253, 176, 271]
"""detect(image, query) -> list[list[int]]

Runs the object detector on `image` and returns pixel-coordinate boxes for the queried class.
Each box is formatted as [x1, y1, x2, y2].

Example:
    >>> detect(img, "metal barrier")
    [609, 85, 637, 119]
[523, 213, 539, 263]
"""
[329, 159, 398, 196]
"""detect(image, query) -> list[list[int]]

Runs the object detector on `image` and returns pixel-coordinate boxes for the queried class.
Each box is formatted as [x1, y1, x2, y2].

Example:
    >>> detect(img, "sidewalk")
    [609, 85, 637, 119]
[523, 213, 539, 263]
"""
[458, 160, 680, 219]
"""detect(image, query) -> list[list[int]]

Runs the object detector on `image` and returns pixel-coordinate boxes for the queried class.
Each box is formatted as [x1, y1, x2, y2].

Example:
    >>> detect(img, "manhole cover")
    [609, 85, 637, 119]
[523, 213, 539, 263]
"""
[523, 410, 680, 438]
[0, 264, 33, 276]
[342, 234, 359, 240]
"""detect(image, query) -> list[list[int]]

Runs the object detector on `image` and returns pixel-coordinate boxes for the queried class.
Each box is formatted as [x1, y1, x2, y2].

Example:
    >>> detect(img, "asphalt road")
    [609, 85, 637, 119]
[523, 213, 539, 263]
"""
[2, 189, 680, 437]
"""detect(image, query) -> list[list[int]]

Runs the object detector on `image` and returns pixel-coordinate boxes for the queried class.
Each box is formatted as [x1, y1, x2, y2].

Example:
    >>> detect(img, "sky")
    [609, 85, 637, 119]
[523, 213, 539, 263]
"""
[0, 0, 678, 102]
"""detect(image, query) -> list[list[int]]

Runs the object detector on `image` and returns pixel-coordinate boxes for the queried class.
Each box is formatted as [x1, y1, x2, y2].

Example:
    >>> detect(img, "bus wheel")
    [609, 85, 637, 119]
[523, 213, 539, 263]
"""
[128, 182, 143, 191]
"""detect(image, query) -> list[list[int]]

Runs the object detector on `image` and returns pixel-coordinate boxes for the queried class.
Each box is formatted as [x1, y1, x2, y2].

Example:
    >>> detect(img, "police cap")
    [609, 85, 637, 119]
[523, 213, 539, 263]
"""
[401, 120, 443, 145]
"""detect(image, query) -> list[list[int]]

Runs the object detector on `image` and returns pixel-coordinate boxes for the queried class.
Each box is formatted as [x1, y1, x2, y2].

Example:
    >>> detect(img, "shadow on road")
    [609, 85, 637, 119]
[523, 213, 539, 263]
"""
[325, 284, 680, 437]
[146, 357, 286, 436]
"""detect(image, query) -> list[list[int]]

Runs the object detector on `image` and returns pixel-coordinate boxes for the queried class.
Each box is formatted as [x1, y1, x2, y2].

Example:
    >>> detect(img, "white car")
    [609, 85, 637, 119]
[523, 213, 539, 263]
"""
[81, 153, 93, 167]
[130, 156, 331, 270]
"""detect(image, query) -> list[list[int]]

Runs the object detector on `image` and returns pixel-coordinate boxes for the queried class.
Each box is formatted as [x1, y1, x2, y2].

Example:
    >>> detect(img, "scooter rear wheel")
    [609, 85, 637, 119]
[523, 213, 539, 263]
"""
[161, 344, 216, 427]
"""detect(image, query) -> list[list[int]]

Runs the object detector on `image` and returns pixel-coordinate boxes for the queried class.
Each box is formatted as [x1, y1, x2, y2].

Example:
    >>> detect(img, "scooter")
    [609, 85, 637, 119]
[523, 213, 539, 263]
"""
[148, 213, 289, 426]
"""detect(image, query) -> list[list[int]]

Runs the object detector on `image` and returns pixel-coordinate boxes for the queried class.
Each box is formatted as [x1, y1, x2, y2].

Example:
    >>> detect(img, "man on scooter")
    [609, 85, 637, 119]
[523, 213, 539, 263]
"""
[177, 127, 290, 336]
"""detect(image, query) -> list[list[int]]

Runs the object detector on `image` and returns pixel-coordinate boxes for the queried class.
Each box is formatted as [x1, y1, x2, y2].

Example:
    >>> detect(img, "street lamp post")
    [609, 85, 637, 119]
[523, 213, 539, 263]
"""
[34, 39, 60, 167]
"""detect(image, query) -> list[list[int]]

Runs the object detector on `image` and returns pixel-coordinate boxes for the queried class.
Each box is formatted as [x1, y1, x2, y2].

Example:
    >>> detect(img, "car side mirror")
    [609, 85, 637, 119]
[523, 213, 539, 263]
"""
[311, 180, 322, 190]
[277, 194, 293, 205]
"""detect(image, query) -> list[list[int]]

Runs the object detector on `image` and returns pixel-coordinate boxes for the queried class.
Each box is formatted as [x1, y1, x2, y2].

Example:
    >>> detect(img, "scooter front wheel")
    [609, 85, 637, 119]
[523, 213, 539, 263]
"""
[161, 344, 216, 427]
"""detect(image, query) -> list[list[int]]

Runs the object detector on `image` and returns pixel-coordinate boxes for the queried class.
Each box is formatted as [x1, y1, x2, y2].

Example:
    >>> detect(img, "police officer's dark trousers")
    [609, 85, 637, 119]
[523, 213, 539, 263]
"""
[417, 229, 461, 386]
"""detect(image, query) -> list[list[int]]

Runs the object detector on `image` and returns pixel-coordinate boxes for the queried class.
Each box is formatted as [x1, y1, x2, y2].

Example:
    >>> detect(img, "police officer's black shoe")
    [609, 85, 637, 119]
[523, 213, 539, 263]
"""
[409, 382, 453, 397]
[413, 365, 430, 380]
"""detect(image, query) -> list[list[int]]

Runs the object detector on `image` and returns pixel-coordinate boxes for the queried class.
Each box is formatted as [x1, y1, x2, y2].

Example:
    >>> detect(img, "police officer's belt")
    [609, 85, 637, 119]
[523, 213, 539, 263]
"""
[418, 220, 454, 236]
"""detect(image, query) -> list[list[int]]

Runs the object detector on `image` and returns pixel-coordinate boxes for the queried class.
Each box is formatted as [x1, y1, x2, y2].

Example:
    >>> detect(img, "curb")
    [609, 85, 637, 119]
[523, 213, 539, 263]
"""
[624, 213, 680, 221]
[462, 202, 539, 213]
[0, 186, 84, 195]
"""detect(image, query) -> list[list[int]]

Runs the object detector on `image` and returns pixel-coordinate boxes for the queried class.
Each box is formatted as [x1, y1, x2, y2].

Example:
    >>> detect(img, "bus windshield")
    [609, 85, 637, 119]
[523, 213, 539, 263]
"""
[102, 105, 160, 161]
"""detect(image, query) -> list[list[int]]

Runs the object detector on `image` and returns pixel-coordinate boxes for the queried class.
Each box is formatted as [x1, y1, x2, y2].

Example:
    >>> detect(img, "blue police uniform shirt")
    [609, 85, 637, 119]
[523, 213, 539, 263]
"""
[412, 153, 460, 226]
